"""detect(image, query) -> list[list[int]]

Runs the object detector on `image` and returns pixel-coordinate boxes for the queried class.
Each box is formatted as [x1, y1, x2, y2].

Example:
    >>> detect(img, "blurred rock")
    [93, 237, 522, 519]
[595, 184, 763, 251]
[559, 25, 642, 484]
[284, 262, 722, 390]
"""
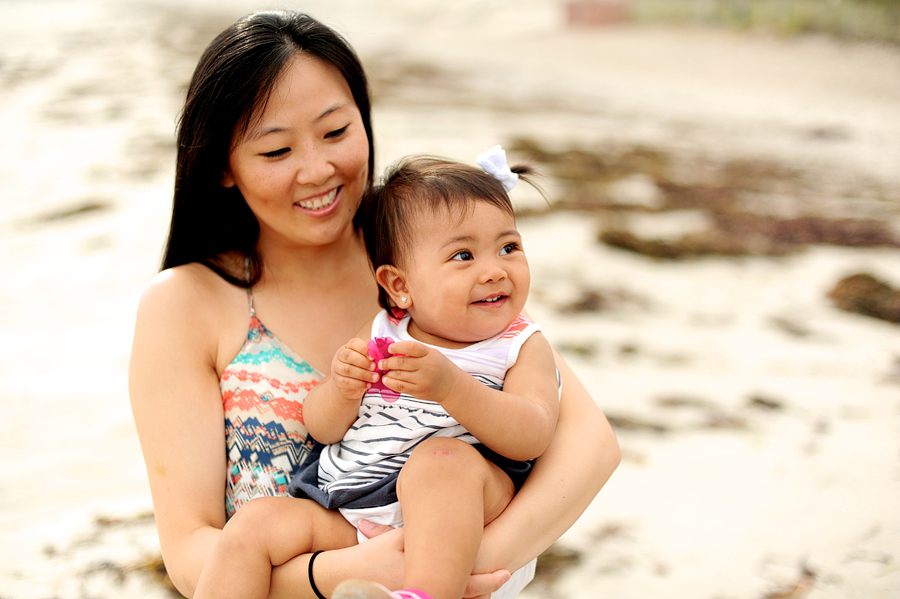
[828, 273, 900, 324]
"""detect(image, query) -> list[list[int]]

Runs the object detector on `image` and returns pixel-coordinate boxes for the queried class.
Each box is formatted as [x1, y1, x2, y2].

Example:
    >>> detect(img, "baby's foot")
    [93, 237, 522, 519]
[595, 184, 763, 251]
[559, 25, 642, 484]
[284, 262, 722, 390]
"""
[332, 579, 433, 599]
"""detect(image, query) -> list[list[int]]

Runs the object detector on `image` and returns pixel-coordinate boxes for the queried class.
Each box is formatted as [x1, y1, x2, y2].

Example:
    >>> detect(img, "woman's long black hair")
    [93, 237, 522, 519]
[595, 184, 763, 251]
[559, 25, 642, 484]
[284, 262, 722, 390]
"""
[161, 11, 374, 287]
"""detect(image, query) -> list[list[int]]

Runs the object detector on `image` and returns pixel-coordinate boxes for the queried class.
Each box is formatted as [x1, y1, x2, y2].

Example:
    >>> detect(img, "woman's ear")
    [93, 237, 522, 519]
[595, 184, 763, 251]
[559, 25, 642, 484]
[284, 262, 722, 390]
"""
[221, 170, 235, 188]
[375, 265, 412, 309]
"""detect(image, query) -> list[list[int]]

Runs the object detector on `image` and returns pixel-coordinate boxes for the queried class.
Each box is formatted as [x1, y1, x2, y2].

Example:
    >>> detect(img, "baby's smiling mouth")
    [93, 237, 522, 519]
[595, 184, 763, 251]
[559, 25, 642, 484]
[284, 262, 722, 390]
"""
[474, 294, 506, 304]
[296, 187, 338, 210]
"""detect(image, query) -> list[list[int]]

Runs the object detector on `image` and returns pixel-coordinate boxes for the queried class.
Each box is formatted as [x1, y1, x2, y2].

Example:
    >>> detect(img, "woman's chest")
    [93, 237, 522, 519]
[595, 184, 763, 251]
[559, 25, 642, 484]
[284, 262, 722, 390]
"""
[252, 288, 378, 374]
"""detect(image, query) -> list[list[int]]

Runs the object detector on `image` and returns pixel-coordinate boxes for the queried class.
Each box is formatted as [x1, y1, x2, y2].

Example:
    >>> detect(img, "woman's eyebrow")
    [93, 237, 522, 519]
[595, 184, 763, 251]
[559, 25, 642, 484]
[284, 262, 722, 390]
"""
[248, 126, 289, 141]
[315, 102, 351, 122]
[247, 102, 352, 140]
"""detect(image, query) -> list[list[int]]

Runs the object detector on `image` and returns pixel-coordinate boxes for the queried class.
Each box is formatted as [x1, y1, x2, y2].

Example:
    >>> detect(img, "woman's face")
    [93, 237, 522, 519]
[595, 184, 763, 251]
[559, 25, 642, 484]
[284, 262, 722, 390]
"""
[223, 54, 369, 252]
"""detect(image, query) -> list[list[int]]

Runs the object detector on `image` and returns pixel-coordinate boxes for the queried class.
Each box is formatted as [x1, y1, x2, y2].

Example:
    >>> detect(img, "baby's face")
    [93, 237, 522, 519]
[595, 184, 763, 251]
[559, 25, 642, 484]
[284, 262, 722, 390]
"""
[401, 200, 530, 347]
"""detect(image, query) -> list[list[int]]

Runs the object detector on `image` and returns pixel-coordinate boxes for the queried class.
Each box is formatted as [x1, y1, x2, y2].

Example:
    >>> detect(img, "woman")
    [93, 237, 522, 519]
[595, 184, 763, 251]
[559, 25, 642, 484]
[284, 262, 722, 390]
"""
[129, 10, 619, 599]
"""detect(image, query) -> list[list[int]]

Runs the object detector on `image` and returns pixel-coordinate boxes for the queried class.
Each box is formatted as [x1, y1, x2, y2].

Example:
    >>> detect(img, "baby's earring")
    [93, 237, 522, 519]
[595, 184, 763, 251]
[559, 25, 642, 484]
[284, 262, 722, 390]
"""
[399, 296, 408, 306]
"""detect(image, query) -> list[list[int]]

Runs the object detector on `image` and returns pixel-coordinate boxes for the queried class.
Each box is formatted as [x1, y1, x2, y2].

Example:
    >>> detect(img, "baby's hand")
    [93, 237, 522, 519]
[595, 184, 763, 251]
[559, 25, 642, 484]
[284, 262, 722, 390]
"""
[331, 338, 377, 401]
[378, 341, 465, 404]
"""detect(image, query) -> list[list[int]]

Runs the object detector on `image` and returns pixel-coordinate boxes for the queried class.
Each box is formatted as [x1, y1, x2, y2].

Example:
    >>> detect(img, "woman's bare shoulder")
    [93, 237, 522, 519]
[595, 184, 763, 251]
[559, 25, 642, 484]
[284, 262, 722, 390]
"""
[140, 262, 232, 306]
[136, 263, 246, 334]
[133, 262, 250, 371]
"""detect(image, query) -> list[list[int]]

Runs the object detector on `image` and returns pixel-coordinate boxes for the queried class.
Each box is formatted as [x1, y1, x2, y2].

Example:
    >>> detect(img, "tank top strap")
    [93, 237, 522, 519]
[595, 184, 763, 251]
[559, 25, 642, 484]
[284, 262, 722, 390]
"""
[244, 256, 256, 318]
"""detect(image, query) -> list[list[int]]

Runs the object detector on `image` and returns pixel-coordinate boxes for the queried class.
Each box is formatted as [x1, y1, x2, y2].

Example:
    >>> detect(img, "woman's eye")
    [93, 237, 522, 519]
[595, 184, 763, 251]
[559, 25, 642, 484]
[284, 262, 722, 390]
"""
[261, 148, 289, 158]
[500, 243, 518, 256]
[324, 125, 348, 139]
[451, 250, 473, 261]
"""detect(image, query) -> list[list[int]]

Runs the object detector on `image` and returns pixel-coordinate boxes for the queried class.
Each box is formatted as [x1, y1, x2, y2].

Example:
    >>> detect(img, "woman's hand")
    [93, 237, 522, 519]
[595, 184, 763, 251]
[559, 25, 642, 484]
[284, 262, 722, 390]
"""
[357, 520, 511, 599]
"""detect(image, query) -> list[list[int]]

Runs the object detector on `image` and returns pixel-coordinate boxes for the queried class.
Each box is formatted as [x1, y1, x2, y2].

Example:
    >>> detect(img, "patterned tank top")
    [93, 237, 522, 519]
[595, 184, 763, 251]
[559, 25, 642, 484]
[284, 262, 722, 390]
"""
[220, 287, 321, 519]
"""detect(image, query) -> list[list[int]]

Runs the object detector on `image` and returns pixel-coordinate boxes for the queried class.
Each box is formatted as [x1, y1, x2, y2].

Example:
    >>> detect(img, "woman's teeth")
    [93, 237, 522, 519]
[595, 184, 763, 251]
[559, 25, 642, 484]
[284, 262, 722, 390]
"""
[297, 188, 338, 210]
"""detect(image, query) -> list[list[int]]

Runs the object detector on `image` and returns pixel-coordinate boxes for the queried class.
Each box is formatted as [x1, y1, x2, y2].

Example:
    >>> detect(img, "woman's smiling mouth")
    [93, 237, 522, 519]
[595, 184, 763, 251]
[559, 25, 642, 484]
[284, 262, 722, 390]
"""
[296, 187, 339, 210]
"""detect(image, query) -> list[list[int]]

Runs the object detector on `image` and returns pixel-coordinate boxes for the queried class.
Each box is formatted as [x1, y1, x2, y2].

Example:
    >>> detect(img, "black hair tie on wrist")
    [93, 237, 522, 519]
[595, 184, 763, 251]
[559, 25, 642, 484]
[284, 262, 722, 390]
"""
[308, 550, 328, 599]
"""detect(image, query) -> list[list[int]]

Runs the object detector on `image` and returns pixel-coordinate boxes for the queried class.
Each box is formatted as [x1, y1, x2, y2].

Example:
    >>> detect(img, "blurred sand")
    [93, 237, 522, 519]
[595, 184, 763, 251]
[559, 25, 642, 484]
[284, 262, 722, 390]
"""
[1, 1, 898, 598]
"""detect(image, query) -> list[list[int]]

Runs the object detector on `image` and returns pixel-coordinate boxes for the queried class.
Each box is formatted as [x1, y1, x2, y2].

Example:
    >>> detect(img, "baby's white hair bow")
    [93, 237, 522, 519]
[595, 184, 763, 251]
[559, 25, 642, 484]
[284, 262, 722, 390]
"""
[476, 145, 518, 192]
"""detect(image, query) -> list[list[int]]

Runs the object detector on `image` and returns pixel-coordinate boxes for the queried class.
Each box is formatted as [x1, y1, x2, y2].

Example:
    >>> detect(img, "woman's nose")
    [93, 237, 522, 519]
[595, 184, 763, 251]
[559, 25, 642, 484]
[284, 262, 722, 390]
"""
[295, 144, 335, 186]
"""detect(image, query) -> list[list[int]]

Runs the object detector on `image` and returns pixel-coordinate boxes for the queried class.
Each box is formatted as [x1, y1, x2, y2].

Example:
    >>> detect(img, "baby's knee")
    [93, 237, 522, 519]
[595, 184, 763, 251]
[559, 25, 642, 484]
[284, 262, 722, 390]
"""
[415, 436, 479, 457]
[228, 496, 284, 534]
[403, 437, 482, 476]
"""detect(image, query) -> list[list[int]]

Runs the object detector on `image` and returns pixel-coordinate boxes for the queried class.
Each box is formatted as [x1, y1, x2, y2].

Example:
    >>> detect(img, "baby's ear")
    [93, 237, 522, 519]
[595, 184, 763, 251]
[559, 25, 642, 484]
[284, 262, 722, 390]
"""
[375, 265, 412, 308]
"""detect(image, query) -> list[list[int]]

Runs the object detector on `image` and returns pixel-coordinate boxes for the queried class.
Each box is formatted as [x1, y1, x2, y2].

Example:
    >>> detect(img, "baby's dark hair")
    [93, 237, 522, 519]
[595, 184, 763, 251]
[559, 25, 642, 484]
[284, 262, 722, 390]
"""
[359, 155, 536, 313]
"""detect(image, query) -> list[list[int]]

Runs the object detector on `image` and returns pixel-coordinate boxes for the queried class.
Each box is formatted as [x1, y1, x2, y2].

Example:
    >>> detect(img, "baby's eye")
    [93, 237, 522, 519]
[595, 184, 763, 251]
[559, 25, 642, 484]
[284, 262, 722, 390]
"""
[324, 125, 348, 139]
[499, 242, 519, 256]
[261, 148, 289, 158]
[451, 250, 473, 261]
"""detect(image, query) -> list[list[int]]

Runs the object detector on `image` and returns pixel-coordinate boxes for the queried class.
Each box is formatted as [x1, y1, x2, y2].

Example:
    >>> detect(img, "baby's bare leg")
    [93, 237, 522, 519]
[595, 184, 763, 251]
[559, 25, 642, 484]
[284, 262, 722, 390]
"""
[194, 496, 358, 599]
[396, 438, 515, 599]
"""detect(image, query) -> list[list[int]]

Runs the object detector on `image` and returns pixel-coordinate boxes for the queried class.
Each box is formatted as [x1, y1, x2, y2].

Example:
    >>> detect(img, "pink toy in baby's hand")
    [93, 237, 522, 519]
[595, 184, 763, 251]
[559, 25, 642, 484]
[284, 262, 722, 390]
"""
[366, 337, 400, 403]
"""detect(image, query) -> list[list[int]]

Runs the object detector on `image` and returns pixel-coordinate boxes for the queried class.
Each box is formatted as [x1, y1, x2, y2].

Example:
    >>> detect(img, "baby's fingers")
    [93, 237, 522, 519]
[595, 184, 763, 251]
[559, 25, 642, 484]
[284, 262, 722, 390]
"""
[335, 339, 375, 370]
[334, 360, 378, 384]
[378, 340, 428, 372]
[387, 340, 426, 358]
[380, 371, 420, 398]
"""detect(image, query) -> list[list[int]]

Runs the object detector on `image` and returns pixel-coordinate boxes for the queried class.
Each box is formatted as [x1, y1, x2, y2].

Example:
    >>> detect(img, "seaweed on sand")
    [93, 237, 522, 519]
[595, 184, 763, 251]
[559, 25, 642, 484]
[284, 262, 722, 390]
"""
[510, 138, 900, 260]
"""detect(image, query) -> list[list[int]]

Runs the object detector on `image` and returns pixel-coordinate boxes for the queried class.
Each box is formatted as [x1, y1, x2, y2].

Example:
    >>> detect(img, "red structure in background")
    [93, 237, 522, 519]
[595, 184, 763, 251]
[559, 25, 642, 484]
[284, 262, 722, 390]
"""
[566, 0, 631, 26]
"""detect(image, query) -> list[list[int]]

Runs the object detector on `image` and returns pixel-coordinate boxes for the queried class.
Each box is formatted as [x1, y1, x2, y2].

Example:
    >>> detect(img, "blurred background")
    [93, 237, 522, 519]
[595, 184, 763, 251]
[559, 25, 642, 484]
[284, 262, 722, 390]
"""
[1, 1, 898, 598]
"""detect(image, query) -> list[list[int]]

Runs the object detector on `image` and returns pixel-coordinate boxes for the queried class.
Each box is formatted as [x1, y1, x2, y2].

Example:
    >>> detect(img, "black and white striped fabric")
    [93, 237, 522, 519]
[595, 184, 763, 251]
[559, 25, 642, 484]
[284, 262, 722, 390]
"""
[288, 309, 540, 517]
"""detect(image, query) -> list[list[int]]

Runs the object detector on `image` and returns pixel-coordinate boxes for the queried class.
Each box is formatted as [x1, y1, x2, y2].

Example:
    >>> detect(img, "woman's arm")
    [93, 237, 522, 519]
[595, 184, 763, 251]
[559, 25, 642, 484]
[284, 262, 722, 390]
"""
[129, 266, 233, 596]
[473, 348, 621, 574]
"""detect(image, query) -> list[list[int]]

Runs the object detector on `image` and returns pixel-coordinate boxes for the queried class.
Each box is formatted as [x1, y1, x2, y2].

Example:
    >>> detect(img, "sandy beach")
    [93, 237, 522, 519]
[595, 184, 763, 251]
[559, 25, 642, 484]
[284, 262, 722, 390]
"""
[1, 1, 898, 598]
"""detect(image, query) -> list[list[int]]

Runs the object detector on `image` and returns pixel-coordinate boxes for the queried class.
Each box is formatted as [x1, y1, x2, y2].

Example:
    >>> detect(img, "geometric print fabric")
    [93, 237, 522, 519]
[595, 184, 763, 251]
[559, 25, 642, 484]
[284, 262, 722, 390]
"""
[221, 313, 320, 519]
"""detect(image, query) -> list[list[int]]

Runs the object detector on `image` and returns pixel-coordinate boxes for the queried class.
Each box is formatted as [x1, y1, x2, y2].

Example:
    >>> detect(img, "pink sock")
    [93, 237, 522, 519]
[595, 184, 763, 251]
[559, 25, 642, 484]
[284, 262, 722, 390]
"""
[392, 590, 434, 599]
